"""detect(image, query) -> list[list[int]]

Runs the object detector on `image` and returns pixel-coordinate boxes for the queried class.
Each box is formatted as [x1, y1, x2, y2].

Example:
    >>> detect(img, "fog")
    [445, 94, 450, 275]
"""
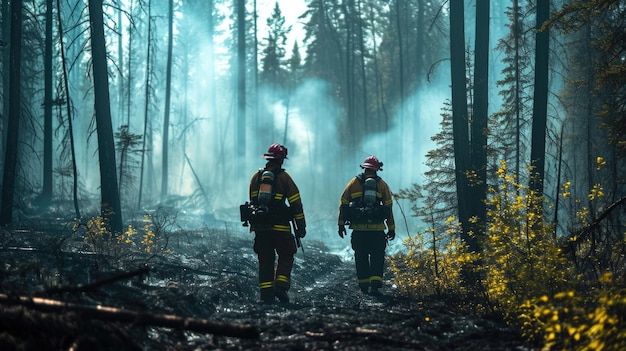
[8, 1, 517, 251]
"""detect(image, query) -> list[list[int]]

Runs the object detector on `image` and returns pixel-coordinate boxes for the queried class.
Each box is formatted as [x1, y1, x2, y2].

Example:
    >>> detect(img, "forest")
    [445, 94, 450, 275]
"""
[1, 0, 625, 350]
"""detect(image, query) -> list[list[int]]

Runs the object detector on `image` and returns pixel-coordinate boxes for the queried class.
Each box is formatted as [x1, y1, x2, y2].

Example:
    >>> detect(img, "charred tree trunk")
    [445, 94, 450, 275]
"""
[126, 0, 135, 127]
[41, 0, 53, 205]
[236, 0, 246, 160]
[253, 0, 260, 152]
[57, 0, 80, 218]
[449, 0, 477, 254]
[161, 0, 174, 198]
[88, 0, 123, 233]
[470, 0, 489, 242]
[356, 0, 368, 132]
[138, 8, 153, 209]
[529, 0, 550, 196]
[1, 0, 9, 155]
[0, 0, 22, 226]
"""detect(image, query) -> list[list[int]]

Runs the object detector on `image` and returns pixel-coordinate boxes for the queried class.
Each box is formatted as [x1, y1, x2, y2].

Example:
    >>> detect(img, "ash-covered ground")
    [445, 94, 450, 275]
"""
[0, 224, 535, 350]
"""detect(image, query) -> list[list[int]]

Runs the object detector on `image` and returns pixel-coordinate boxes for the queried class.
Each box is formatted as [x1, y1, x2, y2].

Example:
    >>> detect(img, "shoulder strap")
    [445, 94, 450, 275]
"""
[255, 168, 263, 186]
[355, 173, 365, 186]
[256, 168, 284, 186]
[356, 173, 380, 185]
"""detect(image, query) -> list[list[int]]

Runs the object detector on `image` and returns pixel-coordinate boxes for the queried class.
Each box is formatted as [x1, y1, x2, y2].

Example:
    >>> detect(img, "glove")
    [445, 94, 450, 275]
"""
[296, 228, 306, 238]
[386, 230, 396, 240]
[338, 225, 346, 238]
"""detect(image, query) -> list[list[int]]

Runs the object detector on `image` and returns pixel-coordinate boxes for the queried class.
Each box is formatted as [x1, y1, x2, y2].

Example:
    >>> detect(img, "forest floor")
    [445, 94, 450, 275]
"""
[0, 222, 538, 350]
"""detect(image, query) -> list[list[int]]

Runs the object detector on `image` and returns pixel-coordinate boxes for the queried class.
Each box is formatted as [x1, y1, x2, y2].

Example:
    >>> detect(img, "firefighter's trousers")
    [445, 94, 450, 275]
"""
[253, 230, 297, 302]
[351, 230, 387, 291]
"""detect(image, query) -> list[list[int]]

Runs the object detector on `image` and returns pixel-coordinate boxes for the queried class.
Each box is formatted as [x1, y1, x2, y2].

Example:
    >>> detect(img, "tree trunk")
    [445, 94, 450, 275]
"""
[56, 0, 80, 218]
[356, 0, 368, 133]
[117, 6, 124, 127]
[470, 0, 489, 241]
[253, 0, 259, 153]
[126, 0, 135, 127]
[41, 0, 53, 205]
[138, 6, 153, 209]
[394, 0, 405, 174]
[449, 0, 476, 252]
[341, 1, 355, 144]
[529, 0, 550, 195]
[236, 0, 246, 160]
[1, 0, 9, 156]
[0, 0, 22, 226]
[88, 0, 123, 233]
[513, 0, 521, 177]
[161, 0, 174, 198]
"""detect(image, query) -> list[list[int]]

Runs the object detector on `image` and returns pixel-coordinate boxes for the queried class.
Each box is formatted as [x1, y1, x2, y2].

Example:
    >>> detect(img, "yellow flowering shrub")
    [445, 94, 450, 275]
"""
[81, 214, 161, 256]
[520, 273, 626, 350]
[482, 161, 571, 314]
[393, 155, 624, 349]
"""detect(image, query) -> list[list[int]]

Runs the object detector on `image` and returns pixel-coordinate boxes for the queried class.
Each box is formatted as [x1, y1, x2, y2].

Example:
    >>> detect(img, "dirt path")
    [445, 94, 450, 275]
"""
[207, 258, 533, 350]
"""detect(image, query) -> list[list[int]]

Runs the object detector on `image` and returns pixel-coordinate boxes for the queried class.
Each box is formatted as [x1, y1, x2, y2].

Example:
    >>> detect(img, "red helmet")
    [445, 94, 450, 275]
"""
[263, 143, 288, 160]
[360, 155, 383, 171]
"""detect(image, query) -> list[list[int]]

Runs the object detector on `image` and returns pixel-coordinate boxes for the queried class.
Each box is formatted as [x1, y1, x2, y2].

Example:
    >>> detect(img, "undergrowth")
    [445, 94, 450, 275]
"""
[390, 159, 626, 350]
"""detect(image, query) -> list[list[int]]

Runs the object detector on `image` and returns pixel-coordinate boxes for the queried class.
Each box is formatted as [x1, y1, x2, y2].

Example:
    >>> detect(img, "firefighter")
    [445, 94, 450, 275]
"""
[338, 155, 396, 295]
[248, 143, 306, 303]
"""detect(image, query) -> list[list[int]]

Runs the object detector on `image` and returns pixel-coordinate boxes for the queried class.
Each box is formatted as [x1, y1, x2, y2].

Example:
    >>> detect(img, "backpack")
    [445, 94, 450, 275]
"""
[240, 168, 290, 226]
[344, 174, 389, 224]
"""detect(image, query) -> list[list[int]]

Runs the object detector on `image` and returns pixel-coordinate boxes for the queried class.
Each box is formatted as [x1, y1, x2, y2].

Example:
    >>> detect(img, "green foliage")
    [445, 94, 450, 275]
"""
[482, 161, 571, 311]
[519, 273, 626, 350]
[393, 158, 626, 349]
[389, 215, 470, 297]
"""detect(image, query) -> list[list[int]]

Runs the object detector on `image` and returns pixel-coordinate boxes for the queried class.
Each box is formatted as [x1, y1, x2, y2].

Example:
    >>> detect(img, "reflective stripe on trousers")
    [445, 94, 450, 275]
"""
[351, 230, 387, 289]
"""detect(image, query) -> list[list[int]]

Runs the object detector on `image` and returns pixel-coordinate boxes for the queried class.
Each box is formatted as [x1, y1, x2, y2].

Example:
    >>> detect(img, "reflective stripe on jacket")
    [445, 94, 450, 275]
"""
[338, 175, 395, 231]
[249, 167, 306, 232]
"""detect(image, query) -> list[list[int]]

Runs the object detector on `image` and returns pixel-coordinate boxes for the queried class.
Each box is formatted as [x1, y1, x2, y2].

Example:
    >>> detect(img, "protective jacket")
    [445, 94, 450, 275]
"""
[249, 166, 306, 232]
[338, 174, 395, 231]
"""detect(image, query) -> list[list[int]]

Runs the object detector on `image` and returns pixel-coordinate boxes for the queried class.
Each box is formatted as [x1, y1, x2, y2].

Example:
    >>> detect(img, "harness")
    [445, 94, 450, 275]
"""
[247, 168, 291, 224]
[345, 173, 388, 224]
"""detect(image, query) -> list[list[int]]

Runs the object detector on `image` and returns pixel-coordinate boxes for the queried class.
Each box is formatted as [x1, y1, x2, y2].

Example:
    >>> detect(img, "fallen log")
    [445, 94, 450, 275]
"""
[0, 293, 259, 339]
[564, 195, 626, 254]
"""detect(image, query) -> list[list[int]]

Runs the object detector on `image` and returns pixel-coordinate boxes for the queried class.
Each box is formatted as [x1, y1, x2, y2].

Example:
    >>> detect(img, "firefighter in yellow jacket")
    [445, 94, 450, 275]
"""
[338, 155, 396, 295]
[248, 143, 306, 303]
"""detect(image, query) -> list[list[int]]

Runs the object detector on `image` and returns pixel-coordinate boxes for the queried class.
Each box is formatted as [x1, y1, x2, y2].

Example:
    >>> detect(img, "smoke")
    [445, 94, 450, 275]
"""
[219, 73, 452, 247]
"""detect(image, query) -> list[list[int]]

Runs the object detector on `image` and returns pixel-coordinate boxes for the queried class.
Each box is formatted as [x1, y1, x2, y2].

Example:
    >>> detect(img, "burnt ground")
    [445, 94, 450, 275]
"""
[0, 227, 536, 350]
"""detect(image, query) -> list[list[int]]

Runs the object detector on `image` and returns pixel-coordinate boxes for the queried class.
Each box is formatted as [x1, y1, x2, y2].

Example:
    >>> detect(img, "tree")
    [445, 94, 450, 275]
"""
[138, 6, 154, 210]
[449, 0, 477, 253]
[260, 2, 289, 87]
[56, 0, 80, 218]
[548, 0, 626, 240]
[41, 0, 53, 205]
[288, 41, 302, 88]
[0, 0, 23, 226]
[529, 0, 550, 196]
[87, 0, 123, 233]
[161, 0, 174, 198]
[1, 0, 9, 154]
[470, 0, 489, 242]
[493, 0, 533, 177]
[236, 0, 246, 159]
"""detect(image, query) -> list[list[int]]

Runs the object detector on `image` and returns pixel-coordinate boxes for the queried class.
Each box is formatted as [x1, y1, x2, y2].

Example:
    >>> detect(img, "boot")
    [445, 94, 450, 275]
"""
[369, 287, 382, 296]
[275, 287, 289, 303]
